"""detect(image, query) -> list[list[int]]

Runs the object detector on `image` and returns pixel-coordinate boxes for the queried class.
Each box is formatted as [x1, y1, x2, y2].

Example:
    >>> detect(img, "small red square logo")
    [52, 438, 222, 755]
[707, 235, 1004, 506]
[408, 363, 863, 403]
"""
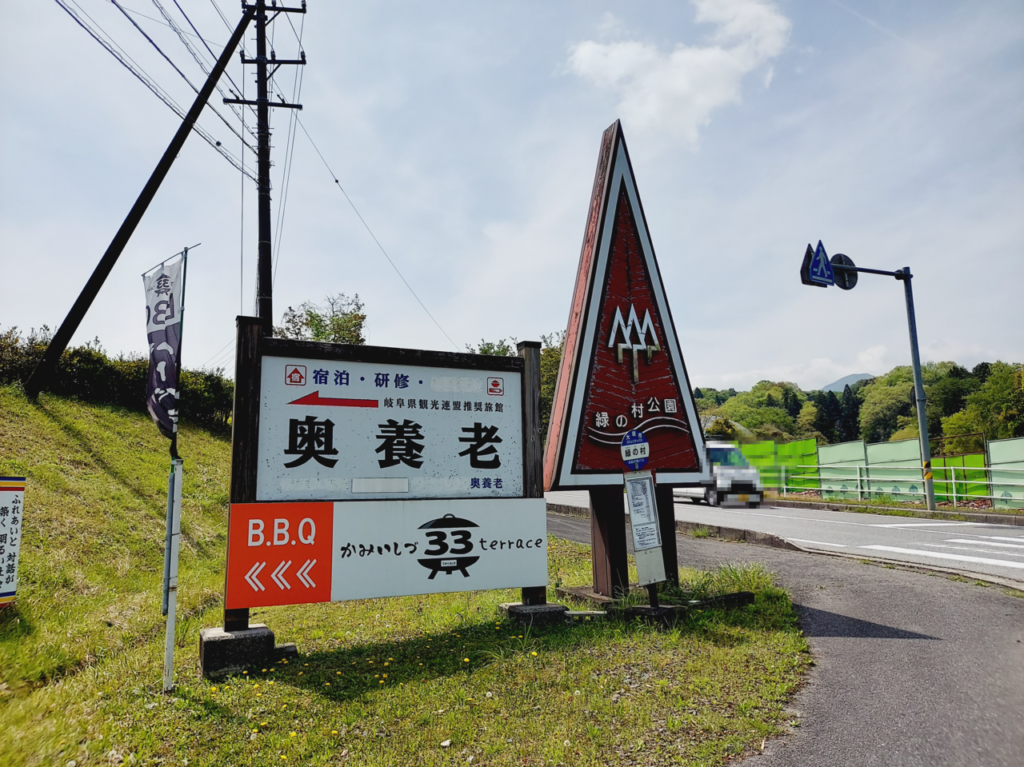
[285, 365, 306, 386]
[487, 377, 504, 396]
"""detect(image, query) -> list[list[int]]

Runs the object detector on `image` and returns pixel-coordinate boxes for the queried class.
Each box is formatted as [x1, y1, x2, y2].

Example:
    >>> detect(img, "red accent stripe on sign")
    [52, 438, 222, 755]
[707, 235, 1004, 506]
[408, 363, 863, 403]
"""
[287, 391, 379, 408]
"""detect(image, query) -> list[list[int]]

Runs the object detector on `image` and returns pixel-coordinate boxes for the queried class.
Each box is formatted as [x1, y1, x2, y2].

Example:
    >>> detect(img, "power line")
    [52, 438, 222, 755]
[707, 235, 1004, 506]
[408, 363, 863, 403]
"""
[111, 0, 197, 89]
[110, 0, 255, 151]
[56, 0, 256, 180]
[113, 3, 220, 47]
[201, 337, 236, 370]
[163, 0, 260, 127]
[294, 117, 461, 352]
[272, 11, 306, 285]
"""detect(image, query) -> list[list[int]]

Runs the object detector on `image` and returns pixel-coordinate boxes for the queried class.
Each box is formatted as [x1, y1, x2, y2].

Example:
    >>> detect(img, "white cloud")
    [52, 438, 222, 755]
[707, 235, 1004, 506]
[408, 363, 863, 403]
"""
[568, 0, 791, 144]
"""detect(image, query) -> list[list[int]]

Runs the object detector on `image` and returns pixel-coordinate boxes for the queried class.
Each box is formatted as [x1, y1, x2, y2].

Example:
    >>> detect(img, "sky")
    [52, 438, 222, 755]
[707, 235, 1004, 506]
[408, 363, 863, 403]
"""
[2, 0, 1022, 391]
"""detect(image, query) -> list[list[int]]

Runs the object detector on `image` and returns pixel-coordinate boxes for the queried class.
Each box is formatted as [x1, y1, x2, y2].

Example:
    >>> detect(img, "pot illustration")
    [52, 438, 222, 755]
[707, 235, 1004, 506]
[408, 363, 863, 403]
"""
[417, 513, 479, 579]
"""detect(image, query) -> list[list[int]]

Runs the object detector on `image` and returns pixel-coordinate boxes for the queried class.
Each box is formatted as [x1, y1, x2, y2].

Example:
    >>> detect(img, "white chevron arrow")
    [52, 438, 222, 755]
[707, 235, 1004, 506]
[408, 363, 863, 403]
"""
[296, 559, 316, 589]
[271, 560, 292, 590]
[245, 561, 266, 592]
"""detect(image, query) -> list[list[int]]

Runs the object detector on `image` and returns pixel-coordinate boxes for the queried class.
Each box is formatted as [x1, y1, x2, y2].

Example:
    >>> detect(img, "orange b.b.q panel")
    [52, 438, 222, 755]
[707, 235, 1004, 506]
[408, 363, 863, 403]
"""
[225, 502, 333, 609]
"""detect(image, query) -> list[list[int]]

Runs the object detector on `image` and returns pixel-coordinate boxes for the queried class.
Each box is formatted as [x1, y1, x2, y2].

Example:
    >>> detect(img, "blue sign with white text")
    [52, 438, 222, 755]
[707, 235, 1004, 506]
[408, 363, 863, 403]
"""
[620, 430, 650, 472]
[809, 241, 835, 286]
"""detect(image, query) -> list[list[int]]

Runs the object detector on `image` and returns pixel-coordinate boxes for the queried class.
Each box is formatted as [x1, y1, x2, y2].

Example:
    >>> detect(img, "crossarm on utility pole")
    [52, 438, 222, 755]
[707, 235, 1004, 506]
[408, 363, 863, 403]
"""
[24, 8, 255, 398]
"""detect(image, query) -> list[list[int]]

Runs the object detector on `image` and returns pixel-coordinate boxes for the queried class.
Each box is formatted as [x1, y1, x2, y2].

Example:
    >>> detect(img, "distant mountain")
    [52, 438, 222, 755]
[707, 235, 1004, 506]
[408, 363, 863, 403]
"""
[819, 373, 874, 393]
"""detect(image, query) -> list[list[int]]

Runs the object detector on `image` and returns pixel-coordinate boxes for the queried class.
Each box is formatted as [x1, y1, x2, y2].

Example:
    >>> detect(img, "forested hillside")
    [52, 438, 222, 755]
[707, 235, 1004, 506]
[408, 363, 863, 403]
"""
[695, 361, 1024, 454]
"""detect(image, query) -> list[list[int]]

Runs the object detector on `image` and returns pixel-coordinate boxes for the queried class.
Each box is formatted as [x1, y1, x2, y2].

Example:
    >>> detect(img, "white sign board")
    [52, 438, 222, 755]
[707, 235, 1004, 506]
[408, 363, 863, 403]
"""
[0, 477, 25, 608]
[257, 355, 523, 501]
[225, 498, 547, 608]
[625, 471, 661, 551]
[624, 470, 666, 586]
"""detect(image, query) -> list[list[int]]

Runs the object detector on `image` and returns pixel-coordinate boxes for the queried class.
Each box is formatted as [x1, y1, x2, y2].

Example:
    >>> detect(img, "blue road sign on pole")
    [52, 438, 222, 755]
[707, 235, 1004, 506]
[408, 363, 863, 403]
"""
[809, 241, 835, 286]
[620, 430, 650, 472]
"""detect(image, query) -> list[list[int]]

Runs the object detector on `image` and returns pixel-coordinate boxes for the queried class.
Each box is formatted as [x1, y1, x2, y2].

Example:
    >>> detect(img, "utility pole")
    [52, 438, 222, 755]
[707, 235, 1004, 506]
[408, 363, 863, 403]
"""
[225, 0, 306, 336]
[220, 0, 305, 635]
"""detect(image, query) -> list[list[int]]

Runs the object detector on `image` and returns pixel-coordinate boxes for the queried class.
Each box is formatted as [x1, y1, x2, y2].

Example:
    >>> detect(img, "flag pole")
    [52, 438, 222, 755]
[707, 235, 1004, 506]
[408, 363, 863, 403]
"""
[163, 456, 183, 692]
[161, 246, 190, 692]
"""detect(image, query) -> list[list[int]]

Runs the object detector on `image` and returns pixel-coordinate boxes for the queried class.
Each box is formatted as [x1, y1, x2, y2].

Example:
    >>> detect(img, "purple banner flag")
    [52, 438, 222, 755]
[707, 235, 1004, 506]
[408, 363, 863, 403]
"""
[143, 257, 185, 439]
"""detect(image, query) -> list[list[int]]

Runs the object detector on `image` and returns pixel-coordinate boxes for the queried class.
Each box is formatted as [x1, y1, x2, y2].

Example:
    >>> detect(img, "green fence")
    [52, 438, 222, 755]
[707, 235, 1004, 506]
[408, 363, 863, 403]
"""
[734, 438, 818, 491]
[730, 436, 1024, 508]
[817, 441, 867, 500]
[989, 438, 1024, 510]
[775, 439, 820, 490]
[933, 454, 987, 504]
[866, 440, 923, 499]
[739, 441, 779, 488]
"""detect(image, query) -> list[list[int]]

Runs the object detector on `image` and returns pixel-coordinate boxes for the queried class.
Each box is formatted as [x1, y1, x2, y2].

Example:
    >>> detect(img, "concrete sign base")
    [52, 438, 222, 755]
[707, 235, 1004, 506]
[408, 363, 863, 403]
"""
[499, 602, 570, 627]
[199, 624, 275, 678]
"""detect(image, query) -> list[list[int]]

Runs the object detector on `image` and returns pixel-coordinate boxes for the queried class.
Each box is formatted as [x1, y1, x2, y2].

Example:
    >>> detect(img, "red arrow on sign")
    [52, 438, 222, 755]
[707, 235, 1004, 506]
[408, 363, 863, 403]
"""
[287, 391, 379, 408]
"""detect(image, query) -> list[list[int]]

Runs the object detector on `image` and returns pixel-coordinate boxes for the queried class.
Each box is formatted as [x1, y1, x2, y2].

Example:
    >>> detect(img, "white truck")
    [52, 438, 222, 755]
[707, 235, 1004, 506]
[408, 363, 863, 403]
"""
[674, 441, 763, 507]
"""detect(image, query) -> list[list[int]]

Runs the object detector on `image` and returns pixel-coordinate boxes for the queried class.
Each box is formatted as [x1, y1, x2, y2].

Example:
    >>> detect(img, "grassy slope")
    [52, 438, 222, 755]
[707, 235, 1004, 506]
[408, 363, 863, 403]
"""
[0, 386, 231, 689]
[0, 387, 810, 766]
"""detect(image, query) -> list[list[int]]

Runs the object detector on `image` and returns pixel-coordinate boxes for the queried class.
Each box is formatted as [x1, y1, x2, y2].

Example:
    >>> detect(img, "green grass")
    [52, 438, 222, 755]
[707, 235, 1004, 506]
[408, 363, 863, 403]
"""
[0, 387, 231, 692]
[814, 492, 1021, 518]
[0, 387, 811, 766]
[690, 526, 714, 539]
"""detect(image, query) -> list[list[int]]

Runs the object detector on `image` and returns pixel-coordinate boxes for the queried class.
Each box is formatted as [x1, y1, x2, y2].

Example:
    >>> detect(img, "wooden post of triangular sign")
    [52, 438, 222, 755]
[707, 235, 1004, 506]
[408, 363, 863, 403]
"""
[544, 121, 709, 596]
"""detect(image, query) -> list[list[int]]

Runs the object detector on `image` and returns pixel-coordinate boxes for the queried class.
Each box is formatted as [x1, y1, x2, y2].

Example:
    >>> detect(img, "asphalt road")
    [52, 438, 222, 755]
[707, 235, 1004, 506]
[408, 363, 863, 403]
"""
[672, 501, 1024, 586]
[547, 512, 1024, 767]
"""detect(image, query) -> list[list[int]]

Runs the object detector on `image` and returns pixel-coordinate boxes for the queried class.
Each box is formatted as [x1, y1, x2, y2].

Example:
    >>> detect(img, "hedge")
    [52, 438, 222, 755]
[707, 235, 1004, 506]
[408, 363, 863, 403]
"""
[0, 326, 233, 433]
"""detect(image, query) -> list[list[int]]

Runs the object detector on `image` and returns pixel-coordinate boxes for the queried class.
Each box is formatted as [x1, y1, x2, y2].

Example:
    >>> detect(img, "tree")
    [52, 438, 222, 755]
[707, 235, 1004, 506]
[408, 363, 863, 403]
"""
[927, 366, 977, 416]
[704, 414, 739, 440]
[859, 381, 913, 443]
[940, 409, 985, 454]
[275, 293, 366, 344]
[466, 338, 517, 357]
[888, 415, 919, 442]
[470, 333, 565, 443]
[782, 387, 801, 419]
[944, 361, 1024, 442]
[813, 390, 842, 443]
[839, 384, 860, 442]
[796, 401, 826, 444]
[539, 332, 564, 442]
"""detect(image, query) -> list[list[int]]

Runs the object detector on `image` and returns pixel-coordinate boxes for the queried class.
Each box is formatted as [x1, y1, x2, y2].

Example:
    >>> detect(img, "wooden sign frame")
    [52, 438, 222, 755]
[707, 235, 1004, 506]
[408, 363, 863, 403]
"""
[544, 120, 709, 492]
[224, 318, 546, 631]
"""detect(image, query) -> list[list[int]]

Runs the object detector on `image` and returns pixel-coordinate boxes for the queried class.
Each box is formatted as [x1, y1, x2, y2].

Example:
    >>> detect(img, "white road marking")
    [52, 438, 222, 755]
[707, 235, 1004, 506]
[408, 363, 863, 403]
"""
[871, 522, 979, 528]
[945, 538, 1024, 550]
[713, 508, 872, 527]
[860, 545, 1024, 570]
[973, 535, 1024, 543]
[917, 543, 1024, 559]
[788, 538, 848, 547]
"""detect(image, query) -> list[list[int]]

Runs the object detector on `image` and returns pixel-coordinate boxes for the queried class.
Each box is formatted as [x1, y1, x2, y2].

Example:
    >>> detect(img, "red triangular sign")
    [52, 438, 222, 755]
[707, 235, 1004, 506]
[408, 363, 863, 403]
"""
[544, 121, 709, 490]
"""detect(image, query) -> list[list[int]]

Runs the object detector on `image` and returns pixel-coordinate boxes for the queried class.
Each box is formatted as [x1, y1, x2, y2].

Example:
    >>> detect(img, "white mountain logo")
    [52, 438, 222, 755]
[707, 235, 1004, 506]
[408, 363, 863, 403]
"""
[608, 305, 660, 383]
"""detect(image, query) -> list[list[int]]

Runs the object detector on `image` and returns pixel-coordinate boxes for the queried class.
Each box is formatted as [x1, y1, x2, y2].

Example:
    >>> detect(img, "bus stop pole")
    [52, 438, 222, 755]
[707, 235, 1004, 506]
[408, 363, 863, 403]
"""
[897, 268, 936, 511]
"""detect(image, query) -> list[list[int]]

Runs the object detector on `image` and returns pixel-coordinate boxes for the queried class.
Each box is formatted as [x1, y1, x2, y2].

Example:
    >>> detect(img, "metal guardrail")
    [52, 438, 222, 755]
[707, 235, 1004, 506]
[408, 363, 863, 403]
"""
[776, 463, 1024, 507]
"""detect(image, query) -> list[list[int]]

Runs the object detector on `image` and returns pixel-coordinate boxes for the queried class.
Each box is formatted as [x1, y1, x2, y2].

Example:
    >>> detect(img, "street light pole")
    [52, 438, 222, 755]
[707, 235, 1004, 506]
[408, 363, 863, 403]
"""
[897, 267, 936, 510]
[800, 241, 936, 511]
